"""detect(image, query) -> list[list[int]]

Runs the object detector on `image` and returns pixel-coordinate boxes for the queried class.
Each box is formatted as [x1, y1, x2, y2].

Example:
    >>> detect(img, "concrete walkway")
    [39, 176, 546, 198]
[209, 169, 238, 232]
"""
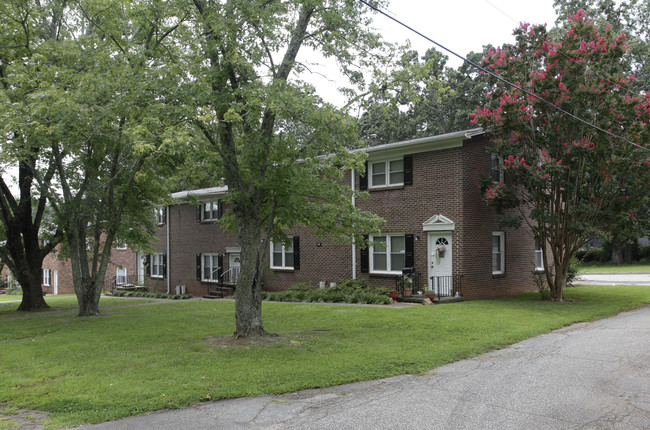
[79, 305, 650, 430]
[574, 272, 650, 286]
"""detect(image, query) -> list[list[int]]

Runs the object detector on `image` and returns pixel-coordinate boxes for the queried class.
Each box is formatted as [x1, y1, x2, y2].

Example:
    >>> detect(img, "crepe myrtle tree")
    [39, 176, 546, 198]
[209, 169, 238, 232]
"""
[472, 10, 650, 301]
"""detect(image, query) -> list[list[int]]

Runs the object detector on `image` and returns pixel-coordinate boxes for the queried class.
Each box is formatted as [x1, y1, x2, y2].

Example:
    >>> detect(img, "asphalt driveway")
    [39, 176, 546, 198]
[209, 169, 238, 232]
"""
[79, 304, 650, 430]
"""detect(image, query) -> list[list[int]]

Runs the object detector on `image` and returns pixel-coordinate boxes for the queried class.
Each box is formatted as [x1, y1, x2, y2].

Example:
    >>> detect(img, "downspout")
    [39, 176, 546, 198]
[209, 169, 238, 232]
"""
[351, 169, 356, 279]
[166, 205, 171, 294]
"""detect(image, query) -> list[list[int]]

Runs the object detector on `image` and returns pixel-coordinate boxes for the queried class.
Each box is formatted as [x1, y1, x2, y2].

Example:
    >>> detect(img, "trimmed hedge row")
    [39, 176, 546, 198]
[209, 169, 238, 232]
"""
[262, 279, 391, 305]
[111, 290, 193, 300]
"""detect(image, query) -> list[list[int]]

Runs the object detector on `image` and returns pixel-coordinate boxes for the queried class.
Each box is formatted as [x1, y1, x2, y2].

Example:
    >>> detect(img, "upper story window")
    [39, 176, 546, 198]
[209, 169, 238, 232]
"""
[155, 207, 166, 225]
[491, 154, 504, 184]
[360, 156, 412, 190]
[370, 159, 403, 187]
[197, 201, 222, 222]
[492, 232, 505, 275]
[370, 234, 405, 274]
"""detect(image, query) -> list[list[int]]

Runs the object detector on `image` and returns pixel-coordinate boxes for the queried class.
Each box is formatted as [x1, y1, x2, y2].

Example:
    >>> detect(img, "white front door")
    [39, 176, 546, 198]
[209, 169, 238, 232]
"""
[428, 232, 453, 295]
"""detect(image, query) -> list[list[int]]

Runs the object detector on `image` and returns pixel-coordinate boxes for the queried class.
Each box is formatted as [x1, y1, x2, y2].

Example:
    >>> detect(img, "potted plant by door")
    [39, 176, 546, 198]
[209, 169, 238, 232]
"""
[424, 289, 436, 301]
[397, 274, 413, 297]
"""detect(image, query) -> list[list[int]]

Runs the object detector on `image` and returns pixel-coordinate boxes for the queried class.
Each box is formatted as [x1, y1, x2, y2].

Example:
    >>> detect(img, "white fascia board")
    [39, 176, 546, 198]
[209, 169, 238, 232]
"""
[358, 128, 483, 159]
[171, 185, 229, 203]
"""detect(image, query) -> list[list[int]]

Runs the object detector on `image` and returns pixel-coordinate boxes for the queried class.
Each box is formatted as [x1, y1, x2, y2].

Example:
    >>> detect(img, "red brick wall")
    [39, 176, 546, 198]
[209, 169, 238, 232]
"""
[40, 243, 137, 295]
[148, 202, 241, 296]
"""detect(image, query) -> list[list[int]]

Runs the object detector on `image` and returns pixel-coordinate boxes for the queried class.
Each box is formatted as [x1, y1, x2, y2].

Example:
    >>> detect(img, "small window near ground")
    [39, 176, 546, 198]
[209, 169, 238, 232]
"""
[534, 237, 544, 271]
[492, 232, 505, 275]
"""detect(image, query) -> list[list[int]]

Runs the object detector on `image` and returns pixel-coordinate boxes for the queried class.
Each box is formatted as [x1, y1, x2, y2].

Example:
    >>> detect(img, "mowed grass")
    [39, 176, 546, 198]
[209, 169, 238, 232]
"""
[0, 286, 649, 428]
[579, 263, 650, 273]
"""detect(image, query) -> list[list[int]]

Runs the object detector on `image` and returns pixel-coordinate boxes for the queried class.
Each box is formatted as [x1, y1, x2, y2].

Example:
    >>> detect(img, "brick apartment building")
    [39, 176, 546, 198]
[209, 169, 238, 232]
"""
[39, 243, 138, 295]
[144, 128, 544, 299]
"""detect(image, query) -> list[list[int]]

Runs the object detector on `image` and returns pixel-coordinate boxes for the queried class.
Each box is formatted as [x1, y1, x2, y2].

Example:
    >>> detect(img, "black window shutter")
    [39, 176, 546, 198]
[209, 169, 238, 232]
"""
[196, 254, 202, 280]
[162, 254, 167, 278]
[217, 200, 223, 219]
[293, 236, 300, 270]
[196, 205, 201, 223]
[217, 254, 224, 280]
[359, 161, 368, 190]
[162, 207, 167, 224]
[360, 235, 369, 273]
[145, 254, 151, 277]
[404, 155, 413, 186]
[405, 234, 414, 268]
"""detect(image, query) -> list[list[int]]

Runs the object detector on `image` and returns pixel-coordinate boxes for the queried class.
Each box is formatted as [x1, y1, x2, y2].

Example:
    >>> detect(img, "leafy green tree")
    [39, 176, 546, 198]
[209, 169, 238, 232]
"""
[0, 0, 65, 311]
[553, 0, 650, 263]
[359, 48, 493, 145]
[472, 11, 650, 301]
[184, 0, 385, 338]
[42, 0, 187, 316]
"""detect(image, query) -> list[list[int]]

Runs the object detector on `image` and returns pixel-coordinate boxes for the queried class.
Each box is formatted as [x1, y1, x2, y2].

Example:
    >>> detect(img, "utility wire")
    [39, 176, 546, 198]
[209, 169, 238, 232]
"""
[357, 0, 649, 152]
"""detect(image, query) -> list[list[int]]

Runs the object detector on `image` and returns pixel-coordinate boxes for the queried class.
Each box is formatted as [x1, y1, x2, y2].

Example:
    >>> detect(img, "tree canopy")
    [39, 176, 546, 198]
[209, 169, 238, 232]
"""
[472, 10, 650, 301]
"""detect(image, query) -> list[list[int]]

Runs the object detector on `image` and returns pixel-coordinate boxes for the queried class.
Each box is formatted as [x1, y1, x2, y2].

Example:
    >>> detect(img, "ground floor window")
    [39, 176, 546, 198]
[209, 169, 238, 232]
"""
[534, 237, 544, 271]
[202, 253, 221, 281]
[151, 253, 166, 278]
[271, 239, 294, 269]
[492, 232, 505, 275]
[116, 267, 127, 285]
[42, 269, 51, 286]
[370, 234, 405, 274]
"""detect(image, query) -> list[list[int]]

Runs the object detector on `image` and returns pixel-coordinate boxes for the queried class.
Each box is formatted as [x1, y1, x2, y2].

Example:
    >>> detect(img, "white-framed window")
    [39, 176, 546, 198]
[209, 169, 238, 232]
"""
[534, 237, 544, 271]
[116, 267, 127, 285]
[491, 154, 504, 183]
[151, 253, 165, 278]
[492, 232, 505, 275]
[202, 201, 221, 221]
[202, 253, 221, 281]
[155, 207, 166, 225]
[370, 234, 405, 274]
[115, 241, 127, 250]
[42, 269, 51, 286]
[271, 239, 294, 270]
[370, 159, 404, 188]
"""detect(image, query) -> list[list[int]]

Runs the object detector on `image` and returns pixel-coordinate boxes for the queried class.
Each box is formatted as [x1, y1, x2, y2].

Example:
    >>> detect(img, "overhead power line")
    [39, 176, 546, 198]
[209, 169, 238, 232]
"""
[357, 0, 650, 153]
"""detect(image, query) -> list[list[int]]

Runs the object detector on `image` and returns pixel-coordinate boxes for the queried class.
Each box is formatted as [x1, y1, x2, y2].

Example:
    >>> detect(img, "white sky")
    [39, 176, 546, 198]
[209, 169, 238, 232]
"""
[309, 0, 560, 106]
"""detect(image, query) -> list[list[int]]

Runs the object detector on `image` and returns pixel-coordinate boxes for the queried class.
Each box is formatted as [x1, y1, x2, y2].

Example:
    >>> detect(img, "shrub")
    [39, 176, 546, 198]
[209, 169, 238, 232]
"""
[5, 286, 22, 295]
[263, 279, 391, 305]
[110, 290, 192, 300]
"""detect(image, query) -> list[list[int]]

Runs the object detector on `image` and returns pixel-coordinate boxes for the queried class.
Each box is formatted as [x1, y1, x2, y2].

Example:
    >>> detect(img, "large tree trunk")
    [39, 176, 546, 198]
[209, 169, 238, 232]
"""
[75, 278, 102, 316]
[234, 222, 269, 338]
[16, 261, 49, 311]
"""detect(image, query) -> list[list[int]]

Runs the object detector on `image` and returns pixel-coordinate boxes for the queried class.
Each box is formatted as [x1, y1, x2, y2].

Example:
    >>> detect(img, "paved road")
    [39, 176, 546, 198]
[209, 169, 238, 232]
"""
[574, 272, 650, 286]
[79, 305, 650, 430]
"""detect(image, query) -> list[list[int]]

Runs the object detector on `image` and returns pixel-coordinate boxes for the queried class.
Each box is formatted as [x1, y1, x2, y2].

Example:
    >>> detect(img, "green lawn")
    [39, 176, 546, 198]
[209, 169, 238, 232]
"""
[579, 263, 650, 273]
[0, 286, 649, 428]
